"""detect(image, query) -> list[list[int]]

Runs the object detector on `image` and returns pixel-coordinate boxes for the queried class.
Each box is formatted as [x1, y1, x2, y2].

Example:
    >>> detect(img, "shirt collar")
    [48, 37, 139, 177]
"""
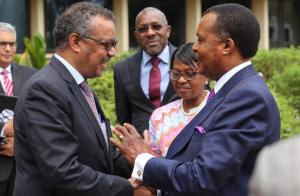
[142, 44, 170, 67]
[54, 53, 85, 85]
[0, 65, 12, 73]
[214, 60, 251, 93]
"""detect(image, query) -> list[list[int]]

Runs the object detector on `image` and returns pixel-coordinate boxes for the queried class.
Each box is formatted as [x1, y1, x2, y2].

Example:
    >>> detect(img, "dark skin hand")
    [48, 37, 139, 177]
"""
[110, 123, 152, 166]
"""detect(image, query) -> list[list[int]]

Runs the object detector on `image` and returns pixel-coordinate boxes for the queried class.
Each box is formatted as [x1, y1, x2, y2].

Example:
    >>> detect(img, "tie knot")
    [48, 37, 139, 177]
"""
[150, 57, 160, 67]
[0, 70, 8, 76]
[208, 89, 215, 99]
[79, 81, 92, 94]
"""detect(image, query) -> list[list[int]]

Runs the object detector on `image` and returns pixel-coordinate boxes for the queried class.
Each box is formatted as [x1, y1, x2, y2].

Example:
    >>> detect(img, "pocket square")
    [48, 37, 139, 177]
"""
[195, 126, 206, 133]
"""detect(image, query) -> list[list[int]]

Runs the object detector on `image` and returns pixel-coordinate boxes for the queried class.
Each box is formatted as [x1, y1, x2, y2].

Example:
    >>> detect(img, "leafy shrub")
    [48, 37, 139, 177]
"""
[270, 64, 300, 113]
[271, 90, 300, 139]
[253, 47, 300, 81]
[14, 34, 47, 69]
[89, 49, 136, 124]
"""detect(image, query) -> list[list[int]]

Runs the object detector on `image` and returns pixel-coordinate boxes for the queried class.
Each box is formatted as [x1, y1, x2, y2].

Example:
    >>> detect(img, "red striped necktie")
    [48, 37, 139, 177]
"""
[0, 70, 13, 96]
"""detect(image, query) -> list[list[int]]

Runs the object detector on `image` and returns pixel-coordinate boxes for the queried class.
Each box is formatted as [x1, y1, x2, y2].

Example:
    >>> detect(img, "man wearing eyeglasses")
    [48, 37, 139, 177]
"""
[0, 22, 36, 196]
[114, 7, 178, 135]
[12, 2, 133, 196]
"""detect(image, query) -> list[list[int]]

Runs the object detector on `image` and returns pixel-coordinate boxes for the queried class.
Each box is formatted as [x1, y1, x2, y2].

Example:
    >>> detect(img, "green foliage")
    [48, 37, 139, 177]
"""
[270, 64, 300, 113]
[89, 49, 136, 125]
[14, 34, 47, 69]
[253, 47, 300, 81]
[271, 90, 300, 139]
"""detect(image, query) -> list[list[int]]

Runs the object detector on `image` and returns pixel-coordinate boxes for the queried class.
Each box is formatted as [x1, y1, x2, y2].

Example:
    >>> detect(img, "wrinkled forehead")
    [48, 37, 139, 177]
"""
[136, 11, 167, 27]
[0, 30, 16, 41]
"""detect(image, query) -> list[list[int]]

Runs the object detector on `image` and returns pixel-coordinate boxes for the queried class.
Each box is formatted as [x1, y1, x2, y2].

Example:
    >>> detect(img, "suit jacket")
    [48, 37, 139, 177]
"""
[114, 44, 178, 134]
[142, 65, 280, 196]
[13, 57, 132, 196]
[0, 64, 36, 182]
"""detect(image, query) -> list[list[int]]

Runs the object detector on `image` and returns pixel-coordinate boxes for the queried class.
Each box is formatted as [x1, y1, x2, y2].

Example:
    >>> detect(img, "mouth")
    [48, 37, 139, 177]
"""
[146, 41, 159, 47]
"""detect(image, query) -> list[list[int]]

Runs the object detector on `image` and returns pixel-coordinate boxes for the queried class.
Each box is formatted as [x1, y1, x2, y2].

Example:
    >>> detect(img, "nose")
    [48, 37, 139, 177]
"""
[107, 46, 116, 57]
[177, 75, 187, 83]
[192, 42, 198, 51]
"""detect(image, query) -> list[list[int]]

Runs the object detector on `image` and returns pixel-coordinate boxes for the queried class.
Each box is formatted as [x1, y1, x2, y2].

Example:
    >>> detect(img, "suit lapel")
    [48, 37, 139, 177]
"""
[166, 65, 258, 158]
[50, 57, 110, 162]
[11, 64, 22, 96]
[129, 51, 153, 106]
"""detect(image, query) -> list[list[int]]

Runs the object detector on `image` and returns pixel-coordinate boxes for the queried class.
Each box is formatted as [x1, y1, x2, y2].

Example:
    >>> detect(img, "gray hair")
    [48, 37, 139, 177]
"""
[53, 2, 115, 49]
[0, 22, 16, 38]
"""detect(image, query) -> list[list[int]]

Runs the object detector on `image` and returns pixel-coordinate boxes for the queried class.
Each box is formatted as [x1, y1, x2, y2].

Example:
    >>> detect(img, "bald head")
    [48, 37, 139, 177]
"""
[135, 7, 168, 27]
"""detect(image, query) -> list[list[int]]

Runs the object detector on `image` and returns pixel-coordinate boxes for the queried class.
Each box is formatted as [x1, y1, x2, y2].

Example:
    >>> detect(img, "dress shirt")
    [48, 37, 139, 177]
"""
[131, 60, 253, 180]
[140, 45, 170, 101]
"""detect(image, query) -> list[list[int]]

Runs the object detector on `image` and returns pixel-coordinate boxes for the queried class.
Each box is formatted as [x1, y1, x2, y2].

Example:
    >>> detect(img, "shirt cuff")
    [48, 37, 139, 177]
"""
[131, 153, 155, 180]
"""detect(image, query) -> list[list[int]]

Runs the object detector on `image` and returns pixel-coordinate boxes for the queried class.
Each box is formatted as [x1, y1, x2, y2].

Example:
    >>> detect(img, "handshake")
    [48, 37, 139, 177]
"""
[110, 123, 161, 196]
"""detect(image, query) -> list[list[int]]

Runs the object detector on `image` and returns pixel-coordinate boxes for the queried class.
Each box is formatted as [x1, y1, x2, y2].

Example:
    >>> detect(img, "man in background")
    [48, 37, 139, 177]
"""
[0, 22, 36, 196]
[114, 7, 178, 135]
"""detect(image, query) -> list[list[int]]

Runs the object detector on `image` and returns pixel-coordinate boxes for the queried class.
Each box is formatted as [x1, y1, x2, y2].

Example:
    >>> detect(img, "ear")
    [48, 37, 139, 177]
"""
[166, 25, 171, 38]
[222, 37, 234, 55]
[69, 33, 81, 53]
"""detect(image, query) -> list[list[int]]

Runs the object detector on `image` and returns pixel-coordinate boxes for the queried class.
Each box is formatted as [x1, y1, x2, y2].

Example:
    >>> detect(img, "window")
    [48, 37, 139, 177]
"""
[44, 0, 112, 52]
[0, 0, 30, 53]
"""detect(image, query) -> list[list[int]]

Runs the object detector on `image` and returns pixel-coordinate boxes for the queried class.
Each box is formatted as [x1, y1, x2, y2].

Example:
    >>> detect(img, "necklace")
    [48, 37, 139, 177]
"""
[180, 90, 209, 116]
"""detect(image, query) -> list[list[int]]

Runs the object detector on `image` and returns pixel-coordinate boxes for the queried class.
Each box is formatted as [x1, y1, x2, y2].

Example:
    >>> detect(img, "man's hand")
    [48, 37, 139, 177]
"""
[0, 119, 14, 157]
[134, 185, 156, 196]
[0, 136, 14, 157]
[3, 119, 14, 137]
[110, 123, 152, 165]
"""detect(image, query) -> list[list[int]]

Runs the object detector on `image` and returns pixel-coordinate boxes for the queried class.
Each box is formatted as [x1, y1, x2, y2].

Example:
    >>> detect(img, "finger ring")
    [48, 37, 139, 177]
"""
[119, 134, 124, 140]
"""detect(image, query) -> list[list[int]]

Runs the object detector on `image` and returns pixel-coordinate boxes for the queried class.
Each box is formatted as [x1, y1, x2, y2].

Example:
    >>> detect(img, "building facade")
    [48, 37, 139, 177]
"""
[0, 0, 299, 53]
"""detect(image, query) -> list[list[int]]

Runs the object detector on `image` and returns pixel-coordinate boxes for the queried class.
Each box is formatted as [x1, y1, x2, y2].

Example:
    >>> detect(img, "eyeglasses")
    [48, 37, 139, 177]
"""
[0, 41, 17, 49]
[135, 24, 166, 33]
[168, 70, 201, 81]
[80, 35, 117, 51]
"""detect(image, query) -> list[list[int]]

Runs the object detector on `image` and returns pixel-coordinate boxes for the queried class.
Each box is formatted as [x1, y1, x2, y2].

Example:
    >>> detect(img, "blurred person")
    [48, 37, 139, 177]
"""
[114, 7, 178, 135]
[249, 136, 300, 196]
[111, 3, 280, 196]
[13, 2, 133, 196]
[0, 22, 36, 196]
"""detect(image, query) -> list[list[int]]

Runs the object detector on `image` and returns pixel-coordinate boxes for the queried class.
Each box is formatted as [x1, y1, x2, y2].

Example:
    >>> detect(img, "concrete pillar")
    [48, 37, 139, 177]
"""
[252, 0, 269, 50]
[30, 0, 45, 38]
[185, 0, 201, 43]
[112, 0, 129, 53]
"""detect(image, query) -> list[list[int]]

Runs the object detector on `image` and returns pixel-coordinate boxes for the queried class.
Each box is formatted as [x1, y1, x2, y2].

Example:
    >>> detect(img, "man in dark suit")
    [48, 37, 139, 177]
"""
[13, 2, 132, 196]
[114, 7, 178, 134]
[111, 3, 280, 196]
[0, 22, 36, 196]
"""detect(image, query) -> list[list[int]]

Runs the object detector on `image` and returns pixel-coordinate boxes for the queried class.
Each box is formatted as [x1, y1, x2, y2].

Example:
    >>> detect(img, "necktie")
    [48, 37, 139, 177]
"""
[80, 81, 108, 144]
[208, 89, 215, 99]
[149, 57, 161, 108]
[0, 70, 13, 96]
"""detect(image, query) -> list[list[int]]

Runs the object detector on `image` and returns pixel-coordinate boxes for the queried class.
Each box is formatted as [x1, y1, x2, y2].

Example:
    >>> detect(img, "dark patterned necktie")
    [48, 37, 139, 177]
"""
[149, 57, 161, 108]
[80, 81, 108, 145]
